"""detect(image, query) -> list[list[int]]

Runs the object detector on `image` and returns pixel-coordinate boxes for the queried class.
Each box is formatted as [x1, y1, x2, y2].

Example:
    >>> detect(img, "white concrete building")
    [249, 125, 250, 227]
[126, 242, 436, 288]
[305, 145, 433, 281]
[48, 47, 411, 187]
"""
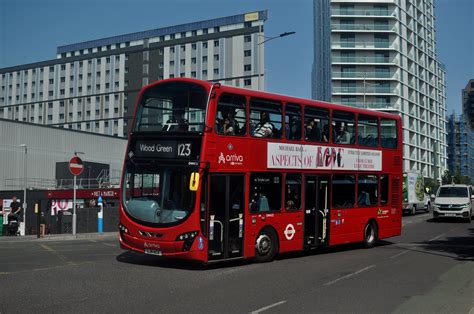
[327, 0, 447, 180]
[0, 11, 267, 137]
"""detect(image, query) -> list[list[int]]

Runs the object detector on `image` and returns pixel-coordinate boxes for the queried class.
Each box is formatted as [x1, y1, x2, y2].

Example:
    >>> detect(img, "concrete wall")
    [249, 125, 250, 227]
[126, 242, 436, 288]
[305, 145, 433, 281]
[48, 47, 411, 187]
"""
[0, 119, 127, 190]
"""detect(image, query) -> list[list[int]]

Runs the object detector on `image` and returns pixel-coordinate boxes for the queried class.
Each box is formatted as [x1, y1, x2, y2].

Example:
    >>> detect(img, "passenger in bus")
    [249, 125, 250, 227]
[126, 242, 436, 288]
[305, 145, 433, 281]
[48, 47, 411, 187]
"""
[336, 125, 351, 144]
[253, 112, 273, 138]
[222, 118, 235, 135]
[162, 110, 188, 132]
[322, 124, 330, 142]
[306, 120, 321, 141]
[358, 191, 371, 206]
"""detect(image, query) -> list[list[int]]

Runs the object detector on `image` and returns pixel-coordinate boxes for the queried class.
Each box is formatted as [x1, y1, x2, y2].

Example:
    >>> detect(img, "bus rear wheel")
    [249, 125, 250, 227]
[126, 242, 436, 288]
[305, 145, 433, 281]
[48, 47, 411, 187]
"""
[363, 221, 378, 248]
[254, 228, 278, 263]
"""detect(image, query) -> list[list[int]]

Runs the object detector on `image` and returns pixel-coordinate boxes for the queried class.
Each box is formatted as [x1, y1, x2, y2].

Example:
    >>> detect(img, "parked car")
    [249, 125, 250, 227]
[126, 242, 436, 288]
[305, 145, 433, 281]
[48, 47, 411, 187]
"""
[432, 184, 474, 222]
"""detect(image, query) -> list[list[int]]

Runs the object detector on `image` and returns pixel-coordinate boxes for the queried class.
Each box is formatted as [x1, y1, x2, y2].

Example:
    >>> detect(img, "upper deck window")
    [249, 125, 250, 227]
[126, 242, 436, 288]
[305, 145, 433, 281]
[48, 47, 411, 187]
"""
[305, 107, 329, 143]
[332, 111, 355, 145]
[381, 118, 398, 148]
[215, 93, 247, 136]
[135, 81, 207, 132]
[285, 103, 302, 141]
[250, 98, 282, 139]
[358, 115, 379, 147]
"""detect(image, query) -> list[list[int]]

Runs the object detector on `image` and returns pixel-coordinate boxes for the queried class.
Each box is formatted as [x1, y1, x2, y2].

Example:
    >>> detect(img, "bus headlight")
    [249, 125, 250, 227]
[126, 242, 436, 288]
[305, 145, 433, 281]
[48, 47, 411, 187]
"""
[119, 224, 129, 234]
[176, 231, 199, 241]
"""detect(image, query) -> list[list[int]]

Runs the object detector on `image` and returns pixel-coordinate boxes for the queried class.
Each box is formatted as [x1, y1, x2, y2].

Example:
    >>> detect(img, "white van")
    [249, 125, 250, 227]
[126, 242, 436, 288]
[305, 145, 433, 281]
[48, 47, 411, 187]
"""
[433, 184, 474, 222]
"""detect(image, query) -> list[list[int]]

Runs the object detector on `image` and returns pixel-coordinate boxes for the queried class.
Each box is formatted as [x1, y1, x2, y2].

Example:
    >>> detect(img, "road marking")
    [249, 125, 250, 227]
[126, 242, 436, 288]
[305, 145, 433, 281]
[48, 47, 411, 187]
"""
[0, 272, 10, 275]
[389, 250, 410, 259]
[428, 234, 444, 242]
[39, 244, 76, 266]
[251, 300, 287, 314]
[324, 265, 375, 286]
[89, 239, 98, 243]
[102, 243, 116, 247]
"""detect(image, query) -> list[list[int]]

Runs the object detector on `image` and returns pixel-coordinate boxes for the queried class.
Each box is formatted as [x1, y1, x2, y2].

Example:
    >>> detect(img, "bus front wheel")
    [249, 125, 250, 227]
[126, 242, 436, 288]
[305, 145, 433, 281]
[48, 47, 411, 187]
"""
[363, 221, 378, 248]
[254, 228, 278, 263]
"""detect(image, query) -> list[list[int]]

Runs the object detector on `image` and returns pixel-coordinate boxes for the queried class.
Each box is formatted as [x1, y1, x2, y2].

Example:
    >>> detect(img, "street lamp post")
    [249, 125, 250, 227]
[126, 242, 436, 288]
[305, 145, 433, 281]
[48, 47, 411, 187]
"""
[362, 74, 380, 109]
[19, 144, 27, 235]
[257, 31, 296, 90]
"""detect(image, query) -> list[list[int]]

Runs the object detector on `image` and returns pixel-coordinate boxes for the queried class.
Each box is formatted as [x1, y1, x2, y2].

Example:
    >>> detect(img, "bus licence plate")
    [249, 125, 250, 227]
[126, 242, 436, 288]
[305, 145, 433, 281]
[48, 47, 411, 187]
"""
[144, 249, 162, 256]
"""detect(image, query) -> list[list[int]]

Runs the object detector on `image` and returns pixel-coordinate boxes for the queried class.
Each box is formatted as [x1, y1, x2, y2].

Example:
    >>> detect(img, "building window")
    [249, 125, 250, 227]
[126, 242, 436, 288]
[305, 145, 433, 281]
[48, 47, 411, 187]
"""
[191, 71, 196, 78]
[244, 64, 251, 71]
[244, 35, 252, 42]
[203, 42, 208, 49]
[180, 59, 185, 65]
[214, 40, 219, 47]
[214, 54, 219, 61]
[244, 79, 251, 86]
[170, 47, 175, 53]
[213, 69, 219, 75]
[192, 43, 197, 50]
[244, 50, 252, 57]
[181, 45, 185, 51]
[191, 57, 196, 64]
[202, 56, 208, 63]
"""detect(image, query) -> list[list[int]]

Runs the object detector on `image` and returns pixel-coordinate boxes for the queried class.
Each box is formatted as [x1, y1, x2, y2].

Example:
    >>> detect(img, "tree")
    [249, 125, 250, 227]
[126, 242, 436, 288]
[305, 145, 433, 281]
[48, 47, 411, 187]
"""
[441, 170, 453, 185]
[424, 177, 439, 195]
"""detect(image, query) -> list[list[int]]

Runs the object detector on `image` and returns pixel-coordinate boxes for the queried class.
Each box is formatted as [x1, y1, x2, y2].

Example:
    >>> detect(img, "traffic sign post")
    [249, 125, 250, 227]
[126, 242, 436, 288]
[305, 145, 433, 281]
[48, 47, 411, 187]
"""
[69, 155, 84, 236]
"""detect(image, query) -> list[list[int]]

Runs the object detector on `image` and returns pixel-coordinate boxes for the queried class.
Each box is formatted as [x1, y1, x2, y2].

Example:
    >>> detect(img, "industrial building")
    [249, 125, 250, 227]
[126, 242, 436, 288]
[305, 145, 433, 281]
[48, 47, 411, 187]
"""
[313, 0, 447, 180]
[0, 11, 267, 137]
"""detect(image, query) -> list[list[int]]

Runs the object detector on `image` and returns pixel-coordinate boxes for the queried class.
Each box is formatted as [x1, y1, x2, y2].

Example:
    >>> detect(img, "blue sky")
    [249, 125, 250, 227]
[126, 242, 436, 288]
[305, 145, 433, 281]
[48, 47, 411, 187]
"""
[0, 0, 472, 113]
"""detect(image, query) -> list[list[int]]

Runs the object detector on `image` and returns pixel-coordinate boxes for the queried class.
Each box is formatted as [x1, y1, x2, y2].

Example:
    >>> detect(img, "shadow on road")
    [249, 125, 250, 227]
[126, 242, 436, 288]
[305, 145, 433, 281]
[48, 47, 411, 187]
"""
[116, 251, 253, 270]
[413, 227, 474, 262]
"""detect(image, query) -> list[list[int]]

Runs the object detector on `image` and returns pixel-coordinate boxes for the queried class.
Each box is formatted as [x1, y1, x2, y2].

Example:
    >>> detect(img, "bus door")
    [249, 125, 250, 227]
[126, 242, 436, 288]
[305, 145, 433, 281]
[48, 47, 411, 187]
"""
[304, 175, 330, 248]
[208, 174, 245, 260]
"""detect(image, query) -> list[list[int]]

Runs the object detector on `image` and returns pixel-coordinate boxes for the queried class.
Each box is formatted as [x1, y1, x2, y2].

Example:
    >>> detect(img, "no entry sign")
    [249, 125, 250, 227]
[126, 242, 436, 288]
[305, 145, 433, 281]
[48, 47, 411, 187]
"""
[69, 156, 84, 176]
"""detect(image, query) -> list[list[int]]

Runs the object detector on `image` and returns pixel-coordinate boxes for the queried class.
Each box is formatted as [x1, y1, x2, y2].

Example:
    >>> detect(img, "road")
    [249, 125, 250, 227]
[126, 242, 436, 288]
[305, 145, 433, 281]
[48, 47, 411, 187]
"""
[0, 213, 472, 313]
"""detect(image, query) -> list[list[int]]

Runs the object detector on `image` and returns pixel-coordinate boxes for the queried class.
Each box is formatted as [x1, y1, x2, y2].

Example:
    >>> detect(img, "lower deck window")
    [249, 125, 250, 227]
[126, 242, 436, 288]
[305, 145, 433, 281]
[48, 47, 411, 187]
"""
[250, 173, 282, 212]
[332, 174, 355, 208]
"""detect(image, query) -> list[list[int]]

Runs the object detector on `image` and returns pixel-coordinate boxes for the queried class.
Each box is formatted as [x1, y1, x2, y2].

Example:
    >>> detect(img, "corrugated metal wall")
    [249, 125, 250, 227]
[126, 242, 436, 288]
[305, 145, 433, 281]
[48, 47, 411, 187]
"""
[0, 119, 127, 190]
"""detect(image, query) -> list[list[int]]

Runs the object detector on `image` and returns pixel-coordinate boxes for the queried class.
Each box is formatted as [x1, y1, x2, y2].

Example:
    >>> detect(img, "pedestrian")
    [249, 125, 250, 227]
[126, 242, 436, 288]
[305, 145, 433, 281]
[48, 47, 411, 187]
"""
[9, 196, 22, 221]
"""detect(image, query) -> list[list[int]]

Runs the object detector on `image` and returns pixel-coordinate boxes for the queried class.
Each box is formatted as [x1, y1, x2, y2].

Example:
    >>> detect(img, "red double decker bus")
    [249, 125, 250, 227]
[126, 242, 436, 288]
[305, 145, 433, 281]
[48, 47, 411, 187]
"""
[119, 78, 402, 263]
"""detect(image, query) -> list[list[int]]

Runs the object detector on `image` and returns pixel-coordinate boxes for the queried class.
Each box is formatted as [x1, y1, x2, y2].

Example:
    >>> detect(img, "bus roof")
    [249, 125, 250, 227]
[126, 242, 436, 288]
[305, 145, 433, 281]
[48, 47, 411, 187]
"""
[142, 78, 401, 121]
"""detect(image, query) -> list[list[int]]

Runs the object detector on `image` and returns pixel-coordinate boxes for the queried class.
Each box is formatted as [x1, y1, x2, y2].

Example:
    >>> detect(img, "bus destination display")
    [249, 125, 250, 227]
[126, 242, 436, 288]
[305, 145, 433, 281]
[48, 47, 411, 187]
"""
[134, 140, 199, 159]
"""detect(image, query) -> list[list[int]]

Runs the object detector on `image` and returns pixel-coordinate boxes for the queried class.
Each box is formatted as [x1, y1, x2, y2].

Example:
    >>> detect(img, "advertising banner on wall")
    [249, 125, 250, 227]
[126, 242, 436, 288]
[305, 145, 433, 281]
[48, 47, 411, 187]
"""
[51, 199, 84, 216]
[267, 143, 382, 171]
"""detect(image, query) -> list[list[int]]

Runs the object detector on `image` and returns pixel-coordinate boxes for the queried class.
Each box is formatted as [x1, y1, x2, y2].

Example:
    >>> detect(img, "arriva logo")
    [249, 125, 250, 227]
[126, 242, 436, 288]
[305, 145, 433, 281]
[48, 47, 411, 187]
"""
[218, 152, 244, 166]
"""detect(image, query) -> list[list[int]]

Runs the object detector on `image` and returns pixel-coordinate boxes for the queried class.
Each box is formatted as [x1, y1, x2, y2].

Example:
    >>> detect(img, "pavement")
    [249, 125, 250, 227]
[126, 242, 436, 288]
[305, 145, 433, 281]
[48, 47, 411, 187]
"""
[0, 212, 472, 313]
[0, 231, 117, 242]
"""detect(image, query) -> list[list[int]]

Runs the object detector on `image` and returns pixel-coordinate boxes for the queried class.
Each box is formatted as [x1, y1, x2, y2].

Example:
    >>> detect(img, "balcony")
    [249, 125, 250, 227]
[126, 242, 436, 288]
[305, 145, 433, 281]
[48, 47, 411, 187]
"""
[332, 86, 396, 94]
[338, 101, 400, 110]
[332, 71, 398, 79]
[331, 24, 397, 32]
[331, 56, 397, 64]
[332, 41, 398, 50]
[331, 9, 395, 17]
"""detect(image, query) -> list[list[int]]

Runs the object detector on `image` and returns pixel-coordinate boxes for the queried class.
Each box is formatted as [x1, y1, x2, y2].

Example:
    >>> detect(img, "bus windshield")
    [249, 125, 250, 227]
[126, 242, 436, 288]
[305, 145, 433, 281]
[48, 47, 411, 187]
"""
[123, 166, 195, 225]
[135, 81, 208, 132]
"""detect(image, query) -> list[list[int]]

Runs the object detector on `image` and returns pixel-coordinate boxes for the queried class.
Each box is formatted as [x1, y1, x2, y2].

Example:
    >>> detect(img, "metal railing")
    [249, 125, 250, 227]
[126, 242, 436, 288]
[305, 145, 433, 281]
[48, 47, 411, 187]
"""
[332, 86, 396, 94]
[331, 24, 397, 32]
[331, 9, 395, 17]
[331, 56, 397, 64]
[332, 71, 398, 79]
[332, 41, 398, 49]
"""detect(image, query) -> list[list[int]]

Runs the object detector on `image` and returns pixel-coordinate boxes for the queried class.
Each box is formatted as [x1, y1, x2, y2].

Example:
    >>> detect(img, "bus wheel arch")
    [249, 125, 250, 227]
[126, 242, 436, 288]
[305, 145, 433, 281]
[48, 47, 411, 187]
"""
[254, 226, 279, 263]
[363, 219, 378, 248]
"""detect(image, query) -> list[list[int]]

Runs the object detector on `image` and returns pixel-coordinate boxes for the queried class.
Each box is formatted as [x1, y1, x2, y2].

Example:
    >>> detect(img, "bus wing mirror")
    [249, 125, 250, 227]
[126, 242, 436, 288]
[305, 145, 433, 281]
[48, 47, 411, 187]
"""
[189, 172, 200, 191]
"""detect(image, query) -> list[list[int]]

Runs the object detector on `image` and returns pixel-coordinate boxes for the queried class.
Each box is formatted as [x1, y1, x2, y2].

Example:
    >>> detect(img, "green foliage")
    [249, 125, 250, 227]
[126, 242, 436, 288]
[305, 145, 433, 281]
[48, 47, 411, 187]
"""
[423, 177, 439, 194]
[441, 170, 452, 185]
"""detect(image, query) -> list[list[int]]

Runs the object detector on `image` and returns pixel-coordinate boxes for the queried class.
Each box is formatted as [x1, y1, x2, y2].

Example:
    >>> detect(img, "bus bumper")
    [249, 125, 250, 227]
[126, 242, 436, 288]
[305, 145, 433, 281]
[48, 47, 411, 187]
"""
[119, 232, 206, 261]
